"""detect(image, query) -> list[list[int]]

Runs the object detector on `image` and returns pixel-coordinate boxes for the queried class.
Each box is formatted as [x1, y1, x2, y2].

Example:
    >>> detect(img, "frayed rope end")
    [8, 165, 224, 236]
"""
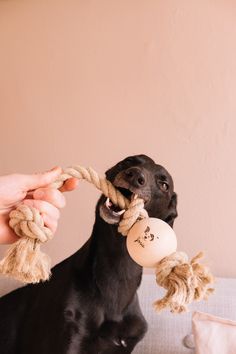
[0, 238, 51, 284]
[153, 251, 215, 314]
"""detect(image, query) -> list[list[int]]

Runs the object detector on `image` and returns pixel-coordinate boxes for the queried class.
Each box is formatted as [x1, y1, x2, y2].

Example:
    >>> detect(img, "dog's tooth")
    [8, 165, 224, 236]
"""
[113, 339, 120, 346]
[105, 198, 112, 208]
[105, 198, 109, 207]
[121, 339, 127, 347]
[131, 193, 137, 201]
[116, 209, 125, 215]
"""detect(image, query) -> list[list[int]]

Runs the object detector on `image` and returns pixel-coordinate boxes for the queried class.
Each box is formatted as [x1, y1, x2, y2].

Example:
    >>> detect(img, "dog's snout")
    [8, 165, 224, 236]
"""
[124, 167, 146, 188]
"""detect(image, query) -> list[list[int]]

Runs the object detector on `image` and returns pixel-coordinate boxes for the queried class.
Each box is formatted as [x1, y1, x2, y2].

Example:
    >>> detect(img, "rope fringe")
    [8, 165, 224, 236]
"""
[154, 252, 214, 313]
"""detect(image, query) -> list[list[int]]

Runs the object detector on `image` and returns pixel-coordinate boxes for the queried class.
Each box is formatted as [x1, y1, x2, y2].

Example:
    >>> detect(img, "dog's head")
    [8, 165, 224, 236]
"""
[99, 154, 177, 228]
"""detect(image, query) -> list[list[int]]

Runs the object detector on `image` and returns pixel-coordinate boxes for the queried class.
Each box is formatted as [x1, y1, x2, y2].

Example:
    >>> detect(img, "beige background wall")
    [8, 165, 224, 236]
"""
[0, 0, 236, 281]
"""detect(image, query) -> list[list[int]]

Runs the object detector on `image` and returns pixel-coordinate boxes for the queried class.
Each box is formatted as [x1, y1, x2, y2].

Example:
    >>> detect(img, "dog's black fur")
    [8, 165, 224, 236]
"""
[0, 155, 177, 354]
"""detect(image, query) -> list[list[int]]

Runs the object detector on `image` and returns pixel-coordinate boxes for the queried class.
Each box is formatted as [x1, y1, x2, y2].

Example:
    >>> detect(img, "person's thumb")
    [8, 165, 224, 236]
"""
[23, 166, 62, 191]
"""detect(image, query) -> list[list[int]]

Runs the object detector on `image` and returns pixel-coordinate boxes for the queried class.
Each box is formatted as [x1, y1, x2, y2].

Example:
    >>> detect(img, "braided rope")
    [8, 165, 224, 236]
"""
[52, 166, 130, 210]
[0, 166, 147, 283]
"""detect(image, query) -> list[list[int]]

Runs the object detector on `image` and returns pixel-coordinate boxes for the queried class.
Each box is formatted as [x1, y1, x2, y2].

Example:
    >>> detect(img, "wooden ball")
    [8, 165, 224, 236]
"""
[126, 218, 177, 268]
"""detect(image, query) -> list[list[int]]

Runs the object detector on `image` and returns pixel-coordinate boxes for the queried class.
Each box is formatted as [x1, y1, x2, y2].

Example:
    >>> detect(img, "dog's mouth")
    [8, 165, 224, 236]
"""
[104, 187, 134, 215]
[99, 182, 148, 225]
[117, 187, 134, 200]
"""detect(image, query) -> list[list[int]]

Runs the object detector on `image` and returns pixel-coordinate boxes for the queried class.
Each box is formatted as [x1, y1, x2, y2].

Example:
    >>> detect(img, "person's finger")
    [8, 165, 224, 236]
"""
[33, 188, 66, 209]
[41, 213, 58, 234]
[20, 166, 62, 191]
[0, 215, 19, 244]
[59, 178, 78, 193]
[0, 229, 19, 244]
[22, 199, 60, 220]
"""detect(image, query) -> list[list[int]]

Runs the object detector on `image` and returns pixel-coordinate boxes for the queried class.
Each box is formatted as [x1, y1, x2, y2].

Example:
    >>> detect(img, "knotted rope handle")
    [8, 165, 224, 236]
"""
[0, 166, 147, 284]
[0, 165, 214, 313]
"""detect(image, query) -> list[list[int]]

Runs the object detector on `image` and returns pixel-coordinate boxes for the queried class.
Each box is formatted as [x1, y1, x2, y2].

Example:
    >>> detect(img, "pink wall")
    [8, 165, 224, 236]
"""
[0, 0, 236, 278]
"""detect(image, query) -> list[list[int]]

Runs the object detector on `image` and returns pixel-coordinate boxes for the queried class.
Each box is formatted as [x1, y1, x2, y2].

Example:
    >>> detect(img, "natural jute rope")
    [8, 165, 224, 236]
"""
[0, 166, 214, 313]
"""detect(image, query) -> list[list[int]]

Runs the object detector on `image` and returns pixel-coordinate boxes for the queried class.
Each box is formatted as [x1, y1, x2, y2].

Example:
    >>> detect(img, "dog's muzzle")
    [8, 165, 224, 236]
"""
[99, 171, 150, 225]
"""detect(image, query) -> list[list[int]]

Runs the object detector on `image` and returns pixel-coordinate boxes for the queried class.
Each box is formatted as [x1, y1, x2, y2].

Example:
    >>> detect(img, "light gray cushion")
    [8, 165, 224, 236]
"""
[1, 275, 236, 353]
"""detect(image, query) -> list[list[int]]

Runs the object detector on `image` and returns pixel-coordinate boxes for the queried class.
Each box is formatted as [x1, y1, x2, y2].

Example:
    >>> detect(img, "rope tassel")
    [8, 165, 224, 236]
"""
[0, 165, 214, 313]
[0, 205, 53, 283]
[154, 252, 214, 313]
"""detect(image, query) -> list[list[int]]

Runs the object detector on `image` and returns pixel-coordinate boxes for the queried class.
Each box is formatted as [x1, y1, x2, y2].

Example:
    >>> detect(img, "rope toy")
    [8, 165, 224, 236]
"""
[0, 166, 214, 313]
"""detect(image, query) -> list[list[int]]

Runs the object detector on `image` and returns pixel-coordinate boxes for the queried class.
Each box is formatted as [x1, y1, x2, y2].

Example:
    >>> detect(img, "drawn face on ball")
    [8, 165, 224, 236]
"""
[126, 217, 178, 268]
[134, 226, 157, 248]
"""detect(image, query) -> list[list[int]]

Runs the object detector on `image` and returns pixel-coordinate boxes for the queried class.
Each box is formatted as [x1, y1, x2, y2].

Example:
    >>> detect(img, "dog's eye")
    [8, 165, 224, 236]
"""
[160, 182, 169, 191]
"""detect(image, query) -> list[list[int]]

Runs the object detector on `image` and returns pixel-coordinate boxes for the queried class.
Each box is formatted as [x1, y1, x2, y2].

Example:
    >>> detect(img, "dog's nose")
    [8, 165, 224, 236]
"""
[124, 167, 146, 188]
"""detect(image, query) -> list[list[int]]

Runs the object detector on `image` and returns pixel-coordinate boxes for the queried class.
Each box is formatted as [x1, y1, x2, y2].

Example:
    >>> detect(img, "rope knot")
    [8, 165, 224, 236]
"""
[154, 251, 214, 313]
[9, 205, 52, 243]
[118, 196, 148, 236]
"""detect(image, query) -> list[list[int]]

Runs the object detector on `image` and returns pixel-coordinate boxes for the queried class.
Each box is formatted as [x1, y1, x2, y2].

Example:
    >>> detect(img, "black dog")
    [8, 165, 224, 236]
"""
[0, 154, 177, 354]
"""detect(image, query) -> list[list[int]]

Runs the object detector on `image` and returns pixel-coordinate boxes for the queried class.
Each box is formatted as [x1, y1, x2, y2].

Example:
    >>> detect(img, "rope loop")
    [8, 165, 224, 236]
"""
[118, 196, 148, 236]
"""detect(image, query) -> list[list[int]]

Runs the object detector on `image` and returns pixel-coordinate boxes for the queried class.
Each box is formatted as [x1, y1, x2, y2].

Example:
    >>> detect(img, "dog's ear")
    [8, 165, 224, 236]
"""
[165, 192, 178, 227]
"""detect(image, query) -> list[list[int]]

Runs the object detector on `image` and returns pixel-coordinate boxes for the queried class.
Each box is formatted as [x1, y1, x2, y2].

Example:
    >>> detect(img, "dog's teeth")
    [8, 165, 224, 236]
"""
[105, 198, 112, 208]
[105, 197, 124, 216]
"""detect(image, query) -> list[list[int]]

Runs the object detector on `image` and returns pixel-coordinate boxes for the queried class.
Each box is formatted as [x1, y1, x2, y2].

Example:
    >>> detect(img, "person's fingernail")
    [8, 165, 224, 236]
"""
[49, 166, 60, 172]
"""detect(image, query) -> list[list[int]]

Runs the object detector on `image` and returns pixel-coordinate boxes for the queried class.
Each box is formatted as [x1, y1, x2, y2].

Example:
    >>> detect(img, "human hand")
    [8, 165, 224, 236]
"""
[0, 167, 78, 244]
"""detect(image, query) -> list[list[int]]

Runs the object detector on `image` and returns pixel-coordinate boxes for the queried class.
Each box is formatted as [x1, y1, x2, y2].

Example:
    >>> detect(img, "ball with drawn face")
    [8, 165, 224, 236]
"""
[126, 218, 177, 268]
